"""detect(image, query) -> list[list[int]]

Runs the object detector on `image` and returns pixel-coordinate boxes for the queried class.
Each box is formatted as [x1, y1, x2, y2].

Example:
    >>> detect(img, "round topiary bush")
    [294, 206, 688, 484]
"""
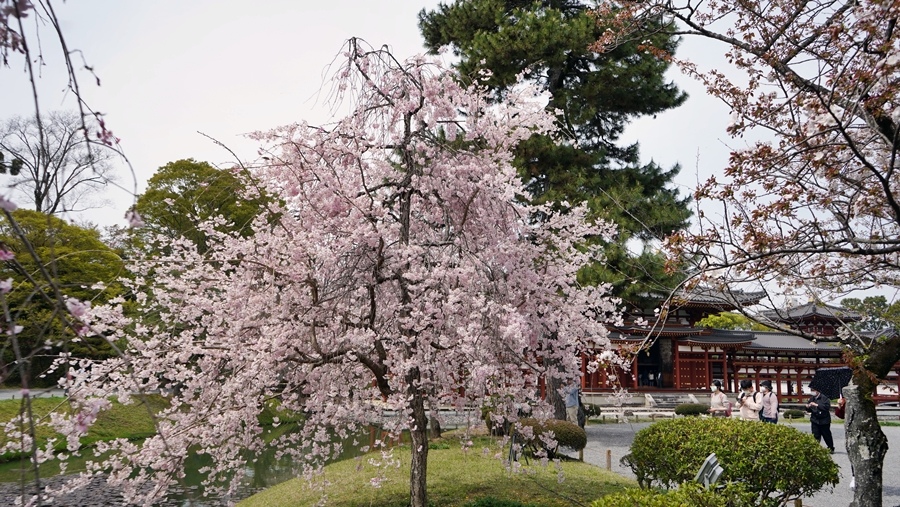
[620, 417, 838, 505]
[583, 403, 602, 418]
[516, 417, 587, 458]
[674, 403, 710, 417]
[783, 409, 806, 419]
[481, 407, 511, 436]
[591, 482, 757, 507]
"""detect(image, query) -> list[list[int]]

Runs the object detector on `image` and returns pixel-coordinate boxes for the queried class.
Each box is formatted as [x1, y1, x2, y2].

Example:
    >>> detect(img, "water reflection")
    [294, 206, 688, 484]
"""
[169, 424, 402, 506]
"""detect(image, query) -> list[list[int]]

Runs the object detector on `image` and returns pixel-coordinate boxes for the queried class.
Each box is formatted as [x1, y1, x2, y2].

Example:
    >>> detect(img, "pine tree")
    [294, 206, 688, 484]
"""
[419, 0, 691, 305]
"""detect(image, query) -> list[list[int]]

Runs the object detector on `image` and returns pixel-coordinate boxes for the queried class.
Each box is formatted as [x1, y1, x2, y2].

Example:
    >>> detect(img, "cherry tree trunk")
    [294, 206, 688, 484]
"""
[844, 384, 888, 507]
[408, 375, 429, 507]
[543, 355, 567, 420]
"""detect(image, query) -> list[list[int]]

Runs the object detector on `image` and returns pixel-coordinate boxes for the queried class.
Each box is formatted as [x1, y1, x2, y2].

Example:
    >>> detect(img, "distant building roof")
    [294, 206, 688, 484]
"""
[743, 331, 843, 353]
[862, 327, 899, 340]
[760, 302, 861, 324]
[667, 328, 844, 353]
[680, 329, 755, 348]
[614, 325, 708, 338]
[671, 286, 766, 310]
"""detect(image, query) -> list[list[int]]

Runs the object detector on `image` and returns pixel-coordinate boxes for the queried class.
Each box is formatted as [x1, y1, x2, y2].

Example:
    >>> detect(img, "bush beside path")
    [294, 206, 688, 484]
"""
[576, 421, 900, 507]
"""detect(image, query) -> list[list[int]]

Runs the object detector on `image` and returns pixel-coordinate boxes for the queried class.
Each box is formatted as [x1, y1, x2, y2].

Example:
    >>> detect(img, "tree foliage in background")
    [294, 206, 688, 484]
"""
[841, 296, 900, 332]
[132, 158, 264, 254]
[33, 44, 623, 507]
[418, 0, 691, 309]
[0, 209, 125, 387]
[0, 111, 116, 214]
[696, 311, 772, 332]
[597, 1, 900, 506]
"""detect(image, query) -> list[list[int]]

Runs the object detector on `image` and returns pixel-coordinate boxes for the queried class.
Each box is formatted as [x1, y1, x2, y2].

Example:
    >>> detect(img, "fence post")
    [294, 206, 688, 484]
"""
[606, 449, 611, 470]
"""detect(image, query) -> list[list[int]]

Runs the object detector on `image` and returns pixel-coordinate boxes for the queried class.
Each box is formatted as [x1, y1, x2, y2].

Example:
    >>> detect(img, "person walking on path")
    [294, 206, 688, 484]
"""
[759, 380, 778, 423]
[805, 385, 835, 453]
[736, 379, 762, 421]
[708, 379, 730, 417]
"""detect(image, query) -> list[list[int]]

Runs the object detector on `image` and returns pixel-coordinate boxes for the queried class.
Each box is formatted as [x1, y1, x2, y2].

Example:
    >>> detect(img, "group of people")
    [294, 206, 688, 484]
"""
[708, 379, 837, 453]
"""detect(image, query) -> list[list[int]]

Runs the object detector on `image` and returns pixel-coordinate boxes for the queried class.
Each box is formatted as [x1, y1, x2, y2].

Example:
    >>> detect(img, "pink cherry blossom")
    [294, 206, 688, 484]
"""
[124, 209, 144, 228]
[0, 194, 17, 212]
[65, 298, 91, 318]
[42, 42, 620, 507]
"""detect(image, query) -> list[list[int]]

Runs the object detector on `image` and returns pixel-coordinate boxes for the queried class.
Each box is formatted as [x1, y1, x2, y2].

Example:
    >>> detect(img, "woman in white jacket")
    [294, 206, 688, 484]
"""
[735, 379, 763, 420]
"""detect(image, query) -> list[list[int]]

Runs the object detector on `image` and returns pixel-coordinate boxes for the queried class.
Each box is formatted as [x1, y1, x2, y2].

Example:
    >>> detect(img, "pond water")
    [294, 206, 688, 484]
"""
[168, 423, 383, 506]
[1, 410, 478, 506]
[0, 424, 396, 506]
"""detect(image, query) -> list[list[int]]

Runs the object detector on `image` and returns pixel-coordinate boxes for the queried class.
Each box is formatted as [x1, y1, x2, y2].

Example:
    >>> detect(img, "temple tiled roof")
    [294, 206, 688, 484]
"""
[742, 331, 843, 352]
[679, 329, 755, 347]
[862, 327, 899, 340]
[670, 286, 767, 309]
[614, 325, 708, 338]
[759, 302, 861, 323]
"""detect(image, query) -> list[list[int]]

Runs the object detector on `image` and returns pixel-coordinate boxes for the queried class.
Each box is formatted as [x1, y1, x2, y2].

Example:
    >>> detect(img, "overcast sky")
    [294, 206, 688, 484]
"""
[1, 0, 733, 229]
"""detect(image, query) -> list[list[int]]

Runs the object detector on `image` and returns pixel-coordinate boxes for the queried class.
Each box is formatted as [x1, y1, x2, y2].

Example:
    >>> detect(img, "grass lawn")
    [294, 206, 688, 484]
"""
[0, 395, 166, 456]
[0, 394, 168, 481]
[238, 437, 635, 507]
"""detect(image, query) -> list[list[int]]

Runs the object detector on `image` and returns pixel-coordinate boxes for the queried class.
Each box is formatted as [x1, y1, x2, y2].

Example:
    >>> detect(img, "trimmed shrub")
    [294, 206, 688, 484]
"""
[583, 403, 602, 418]
[783, 409, 806, 419]
[481, 407, 511, 436]
[591, 482, 758, 507]
[674, 403, 710, 416]
[516, 417, 587, 458]
[621, 417, 838, 505]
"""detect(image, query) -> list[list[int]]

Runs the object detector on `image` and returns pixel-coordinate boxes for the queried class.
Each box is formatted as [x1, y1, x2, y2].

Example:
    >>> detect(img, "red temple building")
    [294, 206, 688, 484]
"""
[581, 288, 900, 403]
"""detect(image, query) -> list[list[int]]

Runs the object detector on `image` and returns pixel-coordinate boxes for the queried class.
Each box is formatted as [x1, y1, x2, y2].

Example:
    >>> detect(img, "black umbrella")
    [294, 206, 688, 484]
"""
[809, 366, 853, 400]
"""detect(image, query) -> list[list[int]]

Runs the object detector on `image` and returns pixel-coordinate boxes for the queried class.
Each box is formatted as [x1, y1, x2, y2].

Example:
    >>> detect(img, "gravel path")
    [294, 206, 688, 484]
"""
[580, 421, 900, 507]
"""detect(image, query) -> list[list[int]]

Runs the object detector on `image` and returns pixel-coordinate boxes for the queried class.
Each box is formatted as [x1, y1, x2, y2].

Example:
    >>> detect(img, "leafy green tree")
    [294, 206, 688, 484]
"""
[841, 296, 900, 332]
[1, 209, 125, 386]
[418, 0, 691, 305]
[133, 159, 264, 254]
[697, 311, 773, 331]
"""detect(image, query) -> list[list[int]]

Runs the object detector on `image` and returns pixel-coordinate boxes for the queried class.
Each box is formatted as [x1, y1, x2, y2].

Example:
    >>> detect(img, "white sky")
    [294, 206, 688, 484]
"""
[1, 0, 733, 230]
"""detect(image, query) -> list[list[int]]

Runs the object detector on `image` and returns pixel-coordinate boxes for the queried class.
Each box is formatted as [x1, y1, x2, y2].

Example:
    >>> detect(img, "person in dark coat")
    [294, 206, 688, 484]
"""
[805, 385, 834, 453]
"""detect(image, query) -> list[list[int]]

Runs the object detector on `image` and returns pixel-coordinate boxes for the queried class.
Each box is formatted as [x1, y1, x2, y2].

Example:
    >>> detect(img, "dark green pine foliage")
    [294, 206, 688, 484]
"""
[419, 0, 691, 305]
